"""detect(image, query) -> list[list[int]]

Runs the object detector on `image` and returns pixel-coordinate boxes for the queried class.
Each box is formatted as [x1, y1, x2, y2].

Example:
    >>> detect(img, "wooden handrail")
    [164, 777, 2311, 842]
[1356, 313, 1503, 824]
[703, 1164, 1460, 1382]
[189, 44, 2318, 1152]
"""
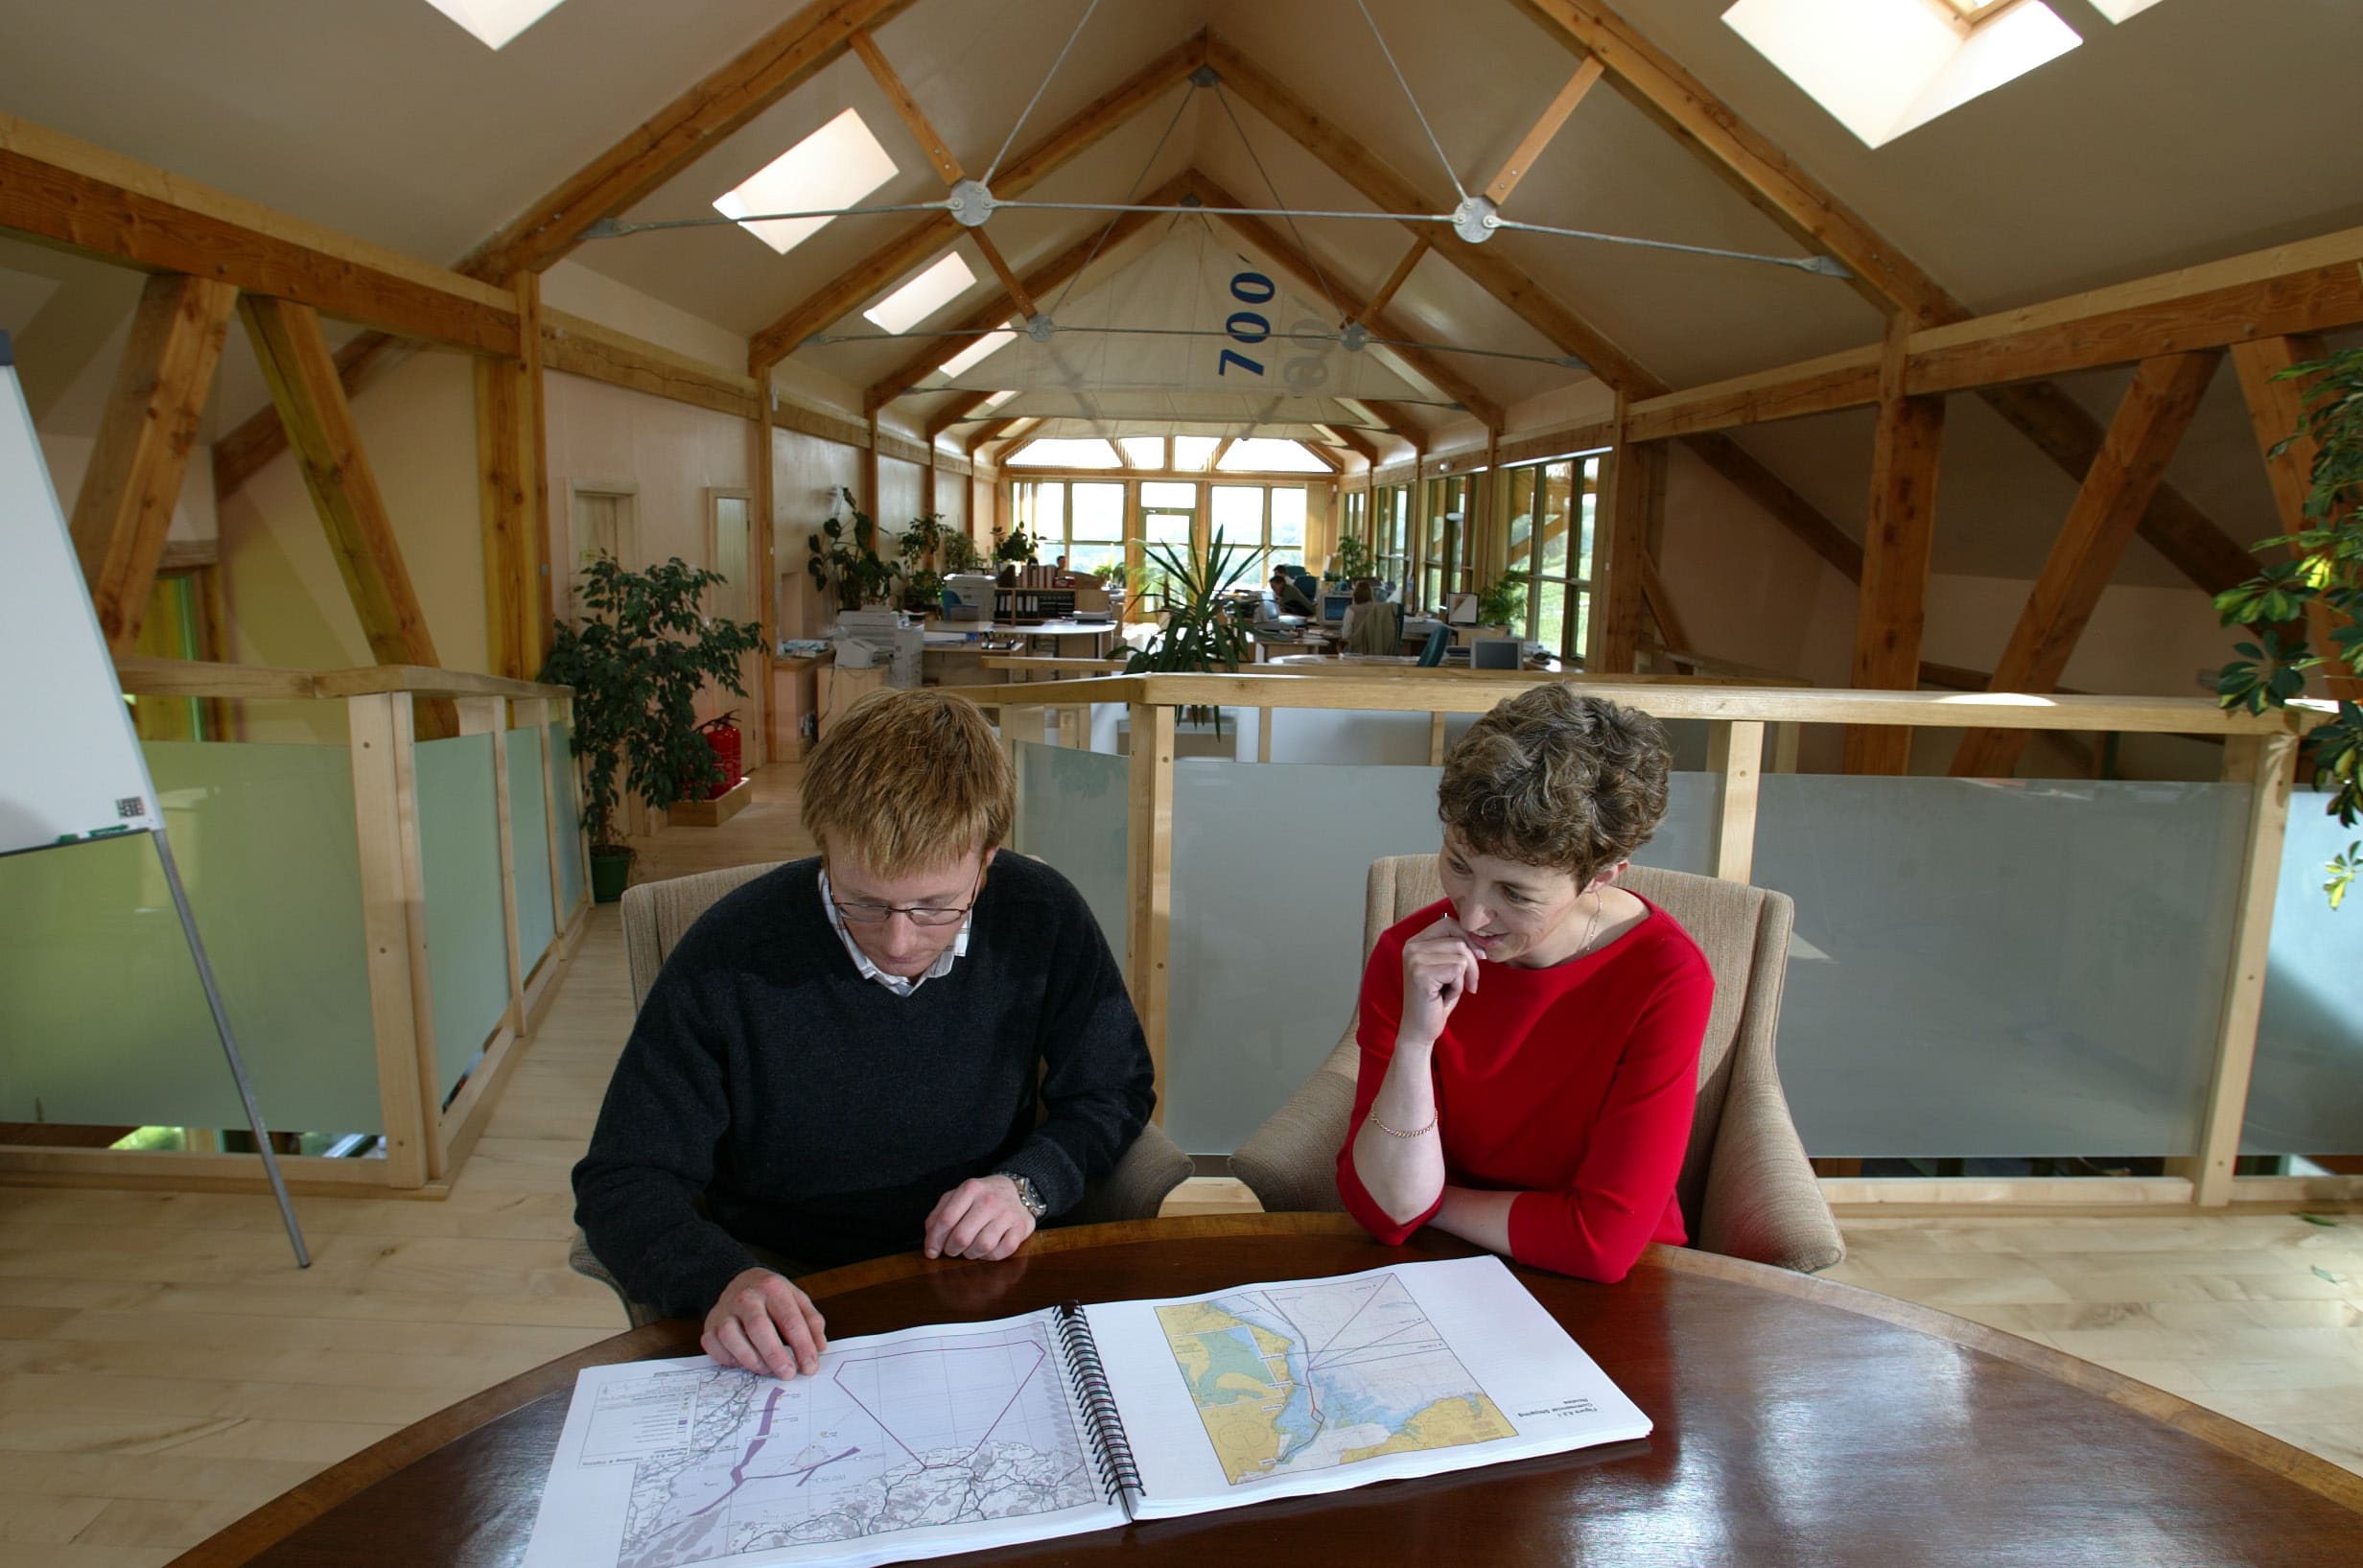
[114, 655, 570, 703]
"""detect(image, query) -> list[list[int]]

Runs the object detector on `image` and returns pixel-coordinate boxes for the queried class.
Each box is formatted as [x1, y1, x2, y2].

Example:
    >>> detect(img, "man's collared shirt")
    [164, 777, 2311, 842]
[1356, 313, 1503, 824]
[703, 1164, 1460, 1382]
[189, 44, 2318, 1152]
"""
[817, 866, 973, 996]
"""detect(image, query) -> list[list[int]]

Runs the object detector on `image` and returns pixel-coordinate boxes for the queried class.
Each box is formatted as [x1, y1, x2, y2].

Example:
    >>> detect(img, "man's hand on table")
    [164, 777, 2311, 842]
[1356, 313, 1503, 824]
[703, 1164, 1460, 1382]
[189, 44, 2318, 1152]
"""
[702, 1268, 828, 1378]
[924, 1175, 1038, 1261]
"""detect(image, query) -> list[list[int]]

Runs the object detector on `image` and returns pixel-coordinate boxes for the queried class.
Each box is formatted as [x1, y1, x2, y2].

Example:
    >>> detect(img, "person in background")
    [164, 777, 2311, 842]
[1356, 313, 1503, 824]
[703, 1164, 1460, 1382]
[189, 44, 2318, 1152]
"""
[1340, 577, 1400, 655]
[573, 690, 1155, 1378]
[1337, 687, 1712, 1282]
[1270, 566, 1319, 616]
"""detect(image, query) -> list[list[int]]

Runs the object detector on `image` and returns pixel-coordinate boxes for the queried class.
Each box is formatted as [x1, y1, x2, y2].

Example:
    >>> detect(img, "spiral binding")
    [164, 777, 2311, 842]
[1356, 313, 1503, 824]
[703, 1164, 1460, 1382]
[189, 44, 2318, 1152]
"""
[1056, 1301, 1141, 1503]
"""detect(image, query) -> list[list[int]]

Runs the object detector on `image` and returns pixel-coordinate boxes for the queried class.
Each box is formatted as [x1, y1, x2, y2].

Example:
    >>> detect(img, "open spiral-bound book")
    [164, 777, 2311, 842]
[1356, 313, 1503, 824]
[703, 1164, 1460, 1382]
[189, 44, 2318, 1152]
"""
[523, 1254, 1649, 1568]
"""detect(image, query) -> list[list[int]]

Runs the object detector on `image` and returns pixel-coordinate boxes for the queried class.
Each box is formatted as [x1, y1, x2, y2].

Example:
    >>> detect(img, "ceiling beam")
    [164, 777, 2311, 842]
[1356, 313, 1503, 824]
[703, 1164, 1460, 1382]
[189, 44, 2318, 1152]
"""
[750, 30, 1207, 371]
[863, 172, 1193, 410]
[926, 390, 997, 442]
[462, 0, 920, 284]
[1483, 57, 1606, 207]
[1503, 0, 2253, 596]
[1334, 426, 1381, 464]
[1182, 171, 1506, 430]
[1361, 239, 1430, 323]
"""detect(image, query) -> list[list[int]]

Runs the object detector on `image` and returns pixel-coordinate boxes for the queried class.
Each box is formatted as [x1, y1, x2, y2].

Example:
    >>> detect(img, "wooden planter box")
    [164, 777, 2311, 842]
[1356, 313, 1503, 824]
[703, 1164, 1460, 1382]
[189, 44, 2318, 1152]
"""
[667, 775, 752, 827]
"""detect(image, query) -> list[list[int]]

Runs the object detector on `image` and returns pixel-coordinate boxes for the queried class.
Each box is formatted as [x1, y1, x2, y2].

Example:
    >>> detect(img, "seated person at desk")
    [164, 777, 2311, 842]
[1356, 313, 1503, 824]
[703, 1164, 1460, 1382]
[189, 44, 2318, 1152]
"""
[573, 690, 1155, 1376]
[1269, 566, 1320, 616]
[1339, 578, 1400, 655]
[1337, 688, 1712, 1283]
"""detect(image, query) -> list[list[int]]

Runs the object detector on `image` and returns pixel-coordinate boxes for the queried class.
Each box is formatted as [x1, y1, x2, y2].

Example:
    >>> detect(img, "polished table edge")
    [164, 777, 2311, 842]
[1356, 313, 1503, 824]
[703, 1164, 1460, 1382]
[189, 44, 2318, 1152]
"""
[162, 1213, 2363, 1567]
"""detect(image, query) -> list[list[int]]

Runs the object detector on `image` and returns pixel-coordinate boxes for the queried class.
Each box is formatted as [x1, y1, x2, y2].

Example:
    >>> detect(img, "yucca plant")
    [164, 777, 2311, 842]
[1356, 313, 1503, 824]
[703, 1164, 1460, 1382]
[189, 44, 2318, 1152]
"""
[2215, 345, 2363, 907]
[1124, 528, 1256, 732]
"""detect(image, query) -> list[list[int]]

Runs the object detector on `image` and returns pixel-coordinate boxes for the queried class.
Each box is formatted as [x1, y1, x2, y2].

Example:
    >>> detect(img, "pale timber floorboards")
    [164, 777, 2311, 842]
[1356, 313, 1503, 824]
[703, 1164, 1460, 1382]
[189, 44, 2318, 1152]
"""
[1, 761, 2356, 1564]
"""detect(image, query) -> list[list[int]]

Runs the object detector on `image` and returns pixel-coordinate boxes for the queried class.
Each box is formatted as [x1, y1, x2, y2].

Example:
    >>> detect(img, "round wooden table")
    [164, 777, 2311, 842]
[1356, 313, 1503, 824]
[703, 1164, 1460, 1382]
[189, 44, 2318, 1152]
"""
[167, 1215, 2361, 1567]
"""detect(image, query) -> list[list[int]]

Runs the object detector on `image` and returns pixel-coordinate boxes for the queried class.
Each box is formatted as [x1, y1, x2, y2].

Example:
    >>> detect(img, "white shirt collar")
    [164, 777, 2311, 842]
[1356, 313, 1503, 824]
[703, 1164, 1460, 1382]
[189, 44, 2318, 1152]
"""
[817, 865, 973, 996]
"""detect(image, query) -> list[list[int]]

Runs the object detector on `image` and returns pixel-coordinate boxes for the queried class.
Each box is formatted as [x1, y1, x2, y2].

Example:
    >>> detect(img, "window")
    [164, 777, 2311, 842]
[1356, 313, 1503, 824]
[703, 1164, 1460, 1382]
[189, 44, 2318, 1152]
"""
[1722, 0, 2081, 148]
[715, 108, 899, 256]
[1216, 438, 1329, 474]
[1118, 436, 1164, 469]
[1170, 436, 1219, 472]
[1421, 475, 1474, 613]
[1503, 456, 1601, 662]
[862, 252, 977, 335]
[1370, 484, 1411, 592]
[1136, 481, 1198, 611]
[418, 0, 569, 49]
[1012, 480, 1125, 575]
[1008, 438, 1121, 468]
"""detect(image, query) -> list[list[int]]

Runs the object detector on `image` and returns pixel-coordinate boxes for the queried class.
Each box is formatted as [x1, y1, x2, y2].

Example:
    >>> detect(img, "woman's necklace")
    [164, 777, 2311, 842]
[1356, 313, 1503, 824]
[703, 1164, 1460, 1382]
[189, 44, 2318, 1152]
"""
[1571, 892, 1603, 959]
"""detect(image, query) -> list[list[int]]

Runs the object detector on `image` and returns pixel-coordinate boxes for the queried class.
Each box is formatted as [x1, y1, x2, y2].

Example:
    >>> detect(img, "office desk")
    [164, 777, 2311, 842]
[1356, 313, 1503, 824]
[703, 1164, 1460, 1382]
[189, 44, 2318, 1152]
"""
[168, 1216, 2362, 1567]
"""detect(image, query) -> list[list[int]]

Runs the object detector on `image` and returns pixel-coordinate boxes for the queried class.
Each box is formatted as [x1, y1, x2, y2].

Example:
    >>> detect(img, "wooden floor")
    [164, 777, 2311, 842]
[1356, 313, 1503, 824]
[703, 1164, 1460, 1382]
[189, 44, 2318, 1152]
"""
[2, 761, 2357, 1565]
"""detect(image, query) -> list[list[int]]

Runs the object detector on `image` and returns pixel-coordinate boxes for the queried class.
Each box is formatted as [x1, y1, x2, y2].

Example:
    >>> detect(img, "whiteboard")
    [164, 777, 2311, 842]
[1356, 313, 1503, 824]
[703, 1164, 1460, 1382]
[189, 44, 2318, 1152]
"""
[0, 332, 163, 857]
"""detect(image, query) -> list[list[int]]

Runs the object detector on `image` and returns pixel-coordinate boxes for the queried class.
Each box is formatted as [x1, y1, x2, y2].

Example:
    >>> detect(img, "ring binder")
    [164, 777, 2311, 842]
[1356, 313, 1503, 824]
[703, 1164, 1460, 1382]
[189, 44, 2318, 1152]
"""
[1058, 1299, 1143, 1502]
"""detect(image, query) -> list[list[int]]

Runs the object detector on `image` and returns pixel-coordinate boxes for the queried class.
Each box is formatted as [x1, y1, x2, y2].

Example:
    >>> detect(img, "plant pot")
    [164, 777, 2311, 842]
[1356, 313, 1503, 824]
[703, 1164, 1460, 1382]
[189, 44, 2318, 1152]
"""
[590, 847, 633, 904]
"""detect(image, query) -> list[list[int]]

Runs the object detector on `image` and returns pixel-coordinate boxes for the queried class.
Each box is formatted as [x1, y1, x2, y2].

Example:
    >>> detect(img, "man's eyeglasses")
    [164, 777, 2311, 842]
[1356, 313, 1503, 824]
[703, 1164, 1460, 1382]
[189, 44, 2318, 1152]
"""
[831, 874, 981, 927]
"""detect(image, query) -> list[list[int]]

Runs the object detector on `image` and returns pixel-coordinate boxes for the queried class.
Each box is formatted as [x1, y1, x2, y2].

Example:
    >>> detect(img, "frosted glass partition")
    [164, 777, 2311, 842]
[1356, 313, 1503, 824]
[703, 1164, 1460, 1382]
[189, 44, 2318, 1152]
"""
[1161, 761, 1721, 1152]
[1258, 712, 1706, 770]
[549, 719, 585, 918]
[1752, 775, 2248, 1158]
[415, 735, 511, 1103]
[0, 741, 379, 1131]
[1011, 742, 1128, 971]
[506, 726, 557, 973]
[2243, 791, 2363, 1153]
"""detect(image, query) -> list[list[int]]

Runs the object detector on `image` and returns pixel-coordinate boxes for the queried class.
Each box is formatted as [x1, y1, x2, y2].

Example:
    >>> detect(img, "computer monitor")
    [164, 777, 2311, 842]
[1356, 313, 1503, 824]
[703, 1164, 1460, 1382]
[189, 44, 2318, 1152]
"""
[1321, 592, 1352, 622]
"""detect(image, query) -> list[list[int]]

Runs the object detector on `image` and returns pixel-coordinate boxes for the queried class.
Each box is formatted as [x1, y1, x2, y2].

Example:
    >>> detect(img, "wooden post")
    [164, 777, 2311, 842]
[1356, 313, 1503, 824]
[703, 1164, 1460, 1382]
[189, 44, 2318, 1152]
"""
[1707, 720, 1764, 882]
[2231, 335, 2362, 704]
[239, 295, 456, 737]
[1428, 711, 1449, 765]
[1845, 316, 1947, 775]
[69, 273, 239, 653]
[2189, 731, 2299, 1206]
[1951, 351, 2221, 778]
[1591, 405, 1660, 674]
[863, 415, 881, 514]
[1126, 702, 1176, 1123]
[474, 354, 529, 680]
[346, 692, 433, 1188]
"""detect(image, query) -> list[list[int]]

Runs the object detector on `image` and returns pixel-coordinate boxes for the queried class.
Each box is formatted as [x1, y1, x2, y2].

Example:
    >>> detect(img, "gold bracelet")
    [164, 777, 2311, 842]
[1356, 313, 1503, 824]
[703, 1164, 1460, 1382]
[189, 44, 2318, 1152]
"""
[1366, 1108, 1437, 1138]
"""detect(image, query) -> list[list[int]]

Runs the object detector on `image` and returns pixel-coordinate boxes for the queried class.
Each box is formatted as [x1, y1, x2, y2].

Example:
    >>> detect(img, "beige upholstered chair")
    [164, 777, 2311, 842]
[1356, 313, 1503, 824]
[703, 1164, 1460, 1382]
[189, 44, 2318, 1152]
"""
[571, 862, 1195, 1323]
[1229, 855, 1844, 1275]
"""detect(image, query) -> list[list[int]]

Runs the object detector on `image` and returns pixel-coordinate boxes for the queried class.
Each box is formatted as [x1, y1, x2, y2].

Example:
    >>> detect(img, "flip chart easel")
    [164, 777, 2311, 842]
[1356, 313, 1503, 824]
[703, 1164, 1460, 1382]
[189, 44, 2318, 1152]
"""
[0, 330, 308, 1266]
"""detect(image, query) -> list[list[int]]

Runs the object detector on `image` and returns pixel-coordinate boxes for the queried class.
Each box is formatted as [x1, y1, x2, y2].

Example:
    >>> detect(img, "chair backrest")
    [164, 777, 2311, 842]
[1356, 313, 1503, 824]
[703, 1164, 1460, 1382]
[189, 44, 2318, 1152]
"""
[1415, 624, 1450, 667]
[1351, 854, 1793, 1235]
[620, 861, 784, 1013]
[1343, 599, 1402, 656]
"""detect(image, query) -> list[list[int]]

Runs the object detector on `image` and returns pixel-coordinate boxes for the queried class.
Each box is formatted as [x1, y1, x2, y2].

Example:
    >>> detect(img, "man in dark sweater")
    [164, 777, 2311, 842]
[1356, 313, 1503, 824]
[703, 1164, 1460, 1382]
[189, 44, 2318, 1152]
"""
[573, 690, 1154, 1380]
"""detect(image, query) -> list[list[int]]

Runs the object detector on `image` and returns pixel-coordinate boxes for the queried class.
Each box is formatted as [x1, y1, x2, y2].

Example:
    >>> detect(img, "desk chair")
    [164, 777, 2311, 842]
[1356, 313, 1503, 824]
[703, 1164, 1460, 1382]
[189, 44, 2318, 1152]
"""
[1228, 855, 1844, 1275]
[569, 861, 1196, 1325]
[1415, 624, 1450, 667]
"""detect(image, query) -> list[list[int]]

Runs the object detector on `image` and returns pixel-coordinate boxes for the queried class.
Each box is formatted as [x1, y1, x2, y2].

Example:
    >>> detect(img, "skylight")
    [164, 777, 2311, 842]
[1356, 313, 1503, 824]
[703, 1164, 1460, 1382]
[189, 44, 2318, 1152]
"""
[938, 321, 1017, 380]
[1723, 0, 2081, 148]
[1009, 439, 1123, 469]
[419, 0, 570, 49]
[1171, 436, 1219, 472]
[1118, 437, 1165, 468]
[976, 388, 1020, 412]
[2086, 0, 2167, 18]
[1218, 439, 1329, 474]
[863, 252, 977, 336]
[714, 108, 898, 257]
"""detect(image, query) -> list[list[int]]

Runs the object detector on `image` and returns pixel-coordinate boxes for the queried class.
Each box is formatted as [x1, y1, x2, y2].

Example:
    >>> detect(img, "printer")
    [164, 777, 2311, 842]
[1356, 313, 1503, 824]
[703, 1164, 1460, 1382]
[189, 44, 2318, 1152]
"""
[941, 573, 997, 620]
[832, 608, 923, 688]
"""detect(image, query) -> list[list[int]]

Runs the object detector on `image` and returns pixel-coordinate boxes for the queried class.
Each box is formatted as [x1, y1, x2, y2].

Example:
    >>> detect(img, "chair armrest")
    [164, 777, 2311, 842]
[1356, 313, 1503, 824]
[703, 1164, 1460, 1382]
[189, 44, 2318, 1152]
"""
[1231, 1054, 1358, 1214]
[1067, 1121, 1195, 1226]
[1696, 1049, 1845, 1274]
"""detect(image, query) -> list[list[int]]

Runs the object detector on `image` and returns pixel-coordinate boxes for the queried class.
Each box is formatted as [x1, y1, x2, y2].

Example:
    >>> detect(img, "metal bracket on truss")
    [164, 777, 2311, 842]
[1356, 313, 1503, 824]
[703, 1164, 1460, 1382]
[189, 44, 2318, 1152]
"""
[1339, 321, 1373, 354]
[1025, 314, 1059, 342]
[1451, 195, 1500, 245]
[948, 178, 997, 228]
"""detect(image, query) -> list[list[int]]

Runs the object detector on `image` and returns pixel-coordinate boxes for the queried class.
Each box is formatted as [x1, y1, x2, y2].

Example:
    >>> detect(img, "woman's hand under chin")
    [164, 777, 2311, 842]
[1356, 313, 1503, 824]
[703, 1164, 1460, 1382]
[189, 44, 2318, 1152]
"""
[1399, 911, 1484, 1048]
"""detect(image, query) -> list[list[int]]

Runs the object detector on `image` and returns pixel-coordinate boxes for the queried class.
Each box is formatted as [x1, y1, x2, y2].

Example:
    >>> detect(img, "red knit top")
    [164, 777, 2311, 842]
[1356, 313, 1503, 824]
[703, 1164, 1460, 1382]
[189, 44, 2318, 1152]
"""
[1335, 894, 1715, 1282]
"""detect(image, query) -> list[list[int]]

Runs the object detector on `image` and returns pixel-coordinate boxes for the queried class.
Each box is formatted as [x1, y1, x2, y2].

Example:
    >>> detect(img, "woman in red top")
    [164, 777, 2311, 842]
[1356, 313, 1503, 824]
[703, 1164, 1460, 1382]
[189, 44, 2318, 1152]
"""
[1337, 687, 1713, 1282]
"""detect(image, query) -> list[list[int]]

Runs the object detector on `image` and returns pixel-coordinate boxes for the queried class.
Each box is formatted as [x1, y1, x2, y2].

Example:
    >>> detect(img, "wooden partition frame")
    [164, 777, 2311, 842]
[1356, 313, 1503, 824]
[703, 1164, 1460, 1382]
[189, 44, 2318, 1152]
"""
[0, 660, 588, 1199]
[934, 670, 2345, 1211]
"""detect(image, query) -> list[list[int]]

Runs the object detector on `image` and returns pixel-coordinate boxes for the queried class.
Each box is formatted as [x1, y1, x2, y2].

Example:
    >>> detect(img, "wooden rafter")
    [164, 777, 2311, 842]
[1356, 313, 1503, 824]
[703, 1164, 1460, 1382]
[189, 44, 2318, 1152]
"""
[1501, 0, 2254, 596]
[1952, 351, 2223, 778]
[1302, 441, 1345, 474]
[239, 295, 452, 737]
[1208, 438, 1237, 472]
[69, 272, 239, 654]
[1362, 239, 1430, 323]
[1637, 550, 1692, 654]
[862, 172, 1193, 411]
[2231, 336, 2363, 704]
[1182, 172, 1506, 430]
[463, 0, 918, 283]
[926, 390, 997, 442]
[215, 334, 410, 501]
[1846, 319, 1947, 775]
[1334, 426, 1381, 464]
[751, 30, 1207, 371]
[1483, 57, 1606, 207]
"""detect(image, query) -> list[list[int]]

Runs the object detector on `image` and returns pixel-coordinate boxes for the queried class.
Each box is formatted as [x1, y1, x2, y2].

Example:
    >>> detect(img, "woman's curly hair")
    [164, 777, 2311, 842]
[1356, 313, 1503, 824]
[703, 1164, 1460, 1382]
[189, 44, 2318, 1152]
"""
[1438, 686, 1672, 884]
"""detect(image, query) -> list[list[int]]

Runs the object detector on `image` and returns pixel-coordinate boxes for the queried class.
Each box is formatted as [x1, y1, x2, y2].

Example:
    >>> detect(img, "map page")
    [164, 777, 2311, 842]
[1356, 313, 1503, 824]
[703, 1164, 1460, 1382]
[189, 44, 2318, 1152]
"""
[524, 1309, 1121, 1568]
[1156, 1273, 1514, 1485]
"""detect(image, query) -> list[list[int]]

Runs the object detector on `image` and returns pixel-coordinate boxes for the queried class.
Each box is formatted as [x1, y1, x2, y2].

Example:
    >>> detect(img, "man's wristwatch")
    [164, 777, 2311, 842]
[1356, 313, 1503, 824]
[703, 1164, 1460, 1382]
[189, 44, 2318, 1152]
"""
[997, 1170, 1049, 1219]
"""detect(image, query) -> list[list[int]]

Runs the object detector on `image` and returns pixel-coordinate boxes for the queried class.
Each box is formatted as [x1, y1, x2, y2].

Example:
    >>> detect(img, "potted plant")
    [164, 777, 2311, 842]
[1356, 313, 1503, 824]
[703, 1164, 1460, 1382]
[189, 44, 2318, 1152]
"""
[992, 523, 1040, 569]
[806, 487, 899, 613]
[2216, 344, 2363, 908]
[1332, 532, 1377, 582]
[540, 554, 767, 901]
[1123, 528, 1256, 733]
[1475, 568, 1532, 635]
[897, 512, 952, 614]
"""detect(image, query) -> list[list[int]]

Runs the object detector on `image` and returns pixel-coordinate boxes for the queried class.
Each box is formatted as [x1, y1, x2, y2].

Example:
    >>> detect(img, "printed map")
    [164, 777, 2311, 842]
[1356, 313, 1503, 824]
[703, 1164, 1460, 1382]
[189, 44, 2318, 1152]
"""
[1155, 1274, 1515, 1486]
[580, 1322, 1100, 1568]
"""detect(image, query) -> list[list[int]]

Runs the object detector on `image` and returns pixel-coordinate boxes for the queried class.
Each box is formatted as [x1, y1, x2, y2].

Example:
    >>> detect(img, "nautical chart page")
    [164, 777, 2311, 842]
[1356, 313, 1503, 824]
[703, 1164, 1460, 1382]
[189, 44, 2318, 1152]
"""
[1082, 1253, 1650, 1518]
[523, 1308, 1120, 1568]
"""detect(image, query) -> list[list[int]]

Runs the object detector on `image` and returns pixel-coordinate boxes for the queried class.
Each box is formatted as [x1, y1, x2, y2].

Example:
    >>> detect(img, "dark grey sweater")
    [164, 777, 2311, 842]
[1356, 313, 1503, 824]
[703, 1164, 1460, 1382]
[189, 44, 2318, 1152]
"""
[573, 854, 1154, 1317]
